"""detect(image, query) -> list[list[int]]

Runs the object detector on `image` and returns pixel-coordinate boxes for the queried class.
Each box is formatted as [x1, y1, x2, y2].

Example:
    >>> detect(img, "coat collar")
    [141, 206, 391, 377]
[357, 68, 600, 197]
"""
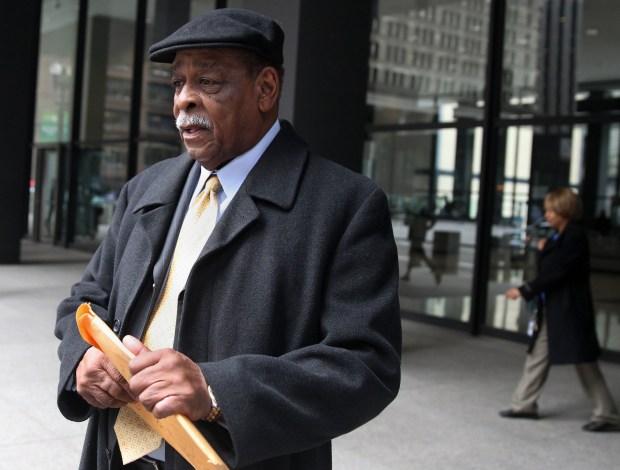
[132, 153, 196, 215]
[124, 121, 309, 264]
[198, 120, 309, 257]
[541, 223, 574, 256]
[241, 120, 309, 210]
[131, 120, 309, 214]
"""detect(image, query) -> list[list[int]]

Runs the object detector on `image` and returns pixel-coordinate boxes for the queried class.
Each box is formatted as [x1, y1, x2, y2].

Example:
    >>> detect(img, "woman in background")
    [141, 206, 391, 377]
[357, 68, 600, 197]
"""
[501, 187, 619, 432]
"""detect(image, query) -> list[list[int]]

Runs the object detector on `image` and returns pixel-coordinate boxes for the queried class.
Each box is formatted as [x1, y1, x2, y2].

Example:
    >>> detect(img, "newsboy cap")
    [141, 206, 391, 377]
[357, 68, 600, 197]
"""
[149, 8, 284, 65]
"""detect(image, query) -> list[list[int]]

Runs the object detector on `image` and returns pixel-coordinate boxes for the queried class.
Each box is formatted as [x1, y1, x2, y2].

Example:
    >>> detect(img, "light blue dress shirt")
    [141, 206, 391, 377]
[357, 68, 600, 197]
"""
[191, 120, 281, 216]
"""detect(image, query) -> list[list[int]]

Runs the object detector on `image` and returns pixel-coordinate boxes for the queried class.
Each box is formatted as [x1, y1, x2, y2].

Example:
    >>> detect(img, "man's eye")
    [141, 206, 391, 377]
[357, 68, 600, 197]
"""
[171, 80, 183, 90]
[199, 78, 215, 86]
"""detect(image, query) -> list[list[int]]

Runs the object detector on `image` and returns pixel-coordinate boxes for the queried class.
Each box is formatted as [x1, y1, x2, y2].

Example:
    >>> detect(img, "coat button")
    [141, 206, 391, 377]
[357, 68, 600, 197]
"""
[112, 319, 121, 333]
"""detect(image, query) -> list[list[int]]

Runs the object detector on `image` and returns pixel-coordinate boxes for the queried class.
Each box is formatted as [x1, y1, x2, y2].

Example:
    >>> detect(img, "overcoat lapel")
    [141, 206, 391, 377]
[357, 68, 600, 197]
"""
[197, 121, 309, 260]
[114, 155, 195, 323]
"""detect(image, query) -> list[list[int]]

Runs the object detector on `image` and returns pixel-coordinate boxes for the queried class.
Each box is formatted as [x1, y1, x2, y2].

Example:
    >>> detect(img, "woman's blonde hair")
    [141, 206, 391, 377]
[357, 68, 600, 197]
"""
[544, 187, 582, 221]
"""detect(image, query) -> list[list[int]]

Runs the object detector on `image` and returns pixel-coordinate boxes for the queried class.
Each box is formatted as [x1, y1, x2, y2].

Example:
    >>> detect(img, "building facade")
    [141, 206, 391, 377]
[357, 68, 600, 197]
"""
[3, 0, 620, 359]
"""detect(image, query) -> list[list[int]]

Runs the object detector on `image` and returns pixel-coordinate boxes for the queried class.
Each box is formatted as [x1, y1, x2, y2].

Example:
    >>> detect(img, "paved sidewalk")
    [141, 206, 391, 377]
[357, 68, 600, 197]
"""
[0, 240, 618, 469]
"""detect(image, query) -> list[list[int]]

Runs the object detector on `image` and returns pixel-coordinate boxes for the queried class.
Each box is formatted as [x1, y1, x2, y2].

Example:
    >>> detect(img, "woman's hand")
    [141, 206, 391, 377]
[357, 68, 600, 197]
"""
[505, 287, 521, 300]
[537, 238, 547, 251]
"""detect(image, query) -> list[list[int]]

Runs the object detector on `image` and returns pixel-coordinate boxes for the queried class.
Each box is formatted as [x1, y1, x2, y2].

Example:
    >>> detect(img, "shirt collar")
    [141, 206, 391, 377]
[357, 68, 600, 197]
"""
[193, 120, 281, 204]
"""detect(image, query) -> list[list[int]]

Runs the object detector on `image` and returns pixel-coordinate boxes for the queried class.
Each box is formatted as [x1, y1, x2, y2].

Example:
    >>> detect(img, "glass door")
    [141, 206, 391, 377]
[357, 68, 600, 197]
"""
[366, 127, 481, 324]
[30, 146, 68, 244]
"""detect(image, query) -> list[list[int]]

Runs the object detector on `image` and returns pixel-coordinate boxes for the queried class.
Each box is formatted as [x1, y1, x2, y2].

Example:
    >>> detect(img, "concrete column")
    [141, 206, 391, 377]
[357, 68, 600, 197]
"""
[0, 0, 42, 263]
[234, 0, 373, 173]
[292, 0, 373, 173]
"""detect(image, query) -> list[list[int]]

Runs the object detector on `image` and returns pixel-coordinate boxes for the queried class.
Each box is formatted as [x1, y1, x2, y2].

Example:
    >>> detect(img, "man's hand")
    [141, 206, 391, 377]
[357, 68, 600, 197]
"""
[123, 336, 211, 421]
[76, 347, 134, 408]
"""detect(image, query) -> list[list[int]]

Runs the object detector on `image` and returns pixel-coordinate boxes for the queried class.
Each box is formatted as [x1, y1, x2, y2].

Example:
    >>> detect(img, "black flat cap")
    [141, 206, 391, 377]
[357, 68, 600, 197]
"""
[149, 8, 284, 65]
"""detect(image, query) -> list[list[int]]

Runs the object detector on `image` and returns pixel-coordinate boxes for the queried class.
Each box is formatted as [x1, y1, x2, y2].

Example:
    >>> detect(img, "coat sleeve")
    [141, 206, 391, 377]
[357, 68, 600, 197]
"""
[200, 186, 402, 468]
[54, 184, 130, 422]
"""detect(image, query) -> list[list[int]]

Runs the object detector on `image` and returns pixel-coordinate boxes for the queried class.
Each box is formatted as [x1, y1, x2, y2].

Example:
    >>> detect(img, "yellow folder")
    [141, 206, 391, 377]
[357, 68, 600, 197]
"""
[76, 303, 228, 470]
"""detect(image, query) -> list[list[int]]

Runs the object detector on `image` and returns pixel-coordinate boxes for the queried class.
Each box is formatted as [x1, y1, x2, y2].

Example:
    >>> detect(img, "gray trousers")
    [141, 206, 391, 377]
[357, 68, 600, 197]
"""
[511, 318, 620, 423]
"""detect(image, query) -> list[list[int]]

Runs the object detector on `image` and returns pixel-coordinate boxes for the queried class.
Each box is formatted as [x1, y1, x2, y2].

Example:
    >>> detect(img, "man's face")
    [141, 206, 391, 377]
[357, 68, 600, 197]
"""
[171, 49, 265, 169]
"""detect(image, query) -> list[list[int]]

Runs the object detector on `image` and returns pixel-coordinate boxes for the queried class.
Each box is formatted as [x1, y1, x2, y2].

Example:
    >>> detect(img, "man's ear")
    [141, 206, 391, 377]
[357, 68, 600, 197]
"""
[256, 66, 280, 113]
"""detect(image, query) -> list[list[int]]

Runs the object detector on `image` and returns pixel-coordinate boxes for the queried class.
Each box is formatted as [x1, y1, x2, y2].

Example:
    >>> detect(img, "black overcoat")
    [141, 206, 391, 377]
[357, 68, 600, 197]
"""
[54, 121, 402, 469]
[519, 223, 601, 364]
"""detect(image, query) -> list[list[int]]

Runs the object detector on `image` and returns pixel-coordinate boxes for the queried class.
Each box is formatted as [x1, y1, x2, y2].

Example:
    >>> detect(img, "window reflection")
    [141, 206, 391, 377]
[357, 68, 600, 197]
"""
[80, 1, 138, 142]
[366, 128, 481, 322]
[503, 0, 620, 117]
[368, 0, 489, 125]
[70, 0, 138, 249]
[34, 0, 79, 143]
[73, 144, 128, 248]
[365, 128, 482, 221]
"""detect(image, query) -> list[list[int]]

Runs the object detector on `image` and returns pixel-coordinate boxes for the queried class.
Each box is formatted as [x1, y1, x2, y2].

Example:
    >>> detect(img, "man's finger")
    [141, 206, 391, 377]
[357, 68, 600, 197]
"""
[99, 376, 135, 403]
[101, 355, 134, 397]
[127, 347, 166, 376]
[123, 335, 150, 355]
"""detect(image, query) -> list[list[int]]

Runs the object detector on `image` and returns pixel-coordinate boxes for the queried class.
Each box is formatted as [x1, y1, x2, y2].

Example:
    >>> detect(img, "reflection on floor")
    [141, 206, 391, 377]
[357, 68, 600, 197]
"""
[395, 223, 620, 353]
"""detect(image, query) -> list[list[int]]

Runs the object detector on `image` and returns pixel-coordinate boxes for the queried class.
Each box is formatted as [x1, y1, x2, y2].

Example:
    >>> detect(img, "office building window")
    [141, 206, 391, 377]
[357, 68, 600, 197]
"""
[367, 0, 489, 125]
[502, 0, 620, 118]
[33, 0, 80, 144]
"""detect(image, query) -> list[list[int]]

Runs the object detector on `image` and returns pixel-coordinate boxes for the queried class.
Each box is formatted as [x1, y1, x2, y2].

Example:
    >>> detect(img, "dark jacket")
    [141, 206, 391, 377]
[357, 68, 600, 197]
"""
[54, 121, 402, 469]
[519, 222, 601, 364]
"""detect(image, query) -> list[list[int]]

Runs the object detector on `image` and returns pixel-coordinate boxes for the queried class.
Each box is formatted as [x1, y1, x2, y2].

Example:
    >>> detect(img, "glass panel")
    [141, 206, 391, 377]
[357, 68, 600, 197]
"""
[34, 0, 79, 143]
[486, 124, 620, 353]
[365, 128, 482, 322]
[80, 0, 138, 142]
[578, 1, 620, 114]
[73, 0, 138, 249]
[367, 0, 490, 125]
[137, 141, 183, 173]
[33, 149, 60, 241]
[502, 0, 620, 118]
[191, 0, 217, 17]
[501, 0, 545, 118]
[73, 144, 129, 249]
[225, 0, 246, 8]
[597, 124, 620, 226]
[29, 145, 71, 244]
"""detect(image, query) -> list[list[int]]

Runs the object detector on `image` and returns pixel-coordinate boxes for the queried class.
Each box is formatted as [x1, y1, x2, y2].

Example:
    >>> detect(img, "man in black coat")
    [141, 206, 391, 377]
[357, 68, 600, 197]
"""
[54, 9, 401, 469]
[501, 188, 619, 432]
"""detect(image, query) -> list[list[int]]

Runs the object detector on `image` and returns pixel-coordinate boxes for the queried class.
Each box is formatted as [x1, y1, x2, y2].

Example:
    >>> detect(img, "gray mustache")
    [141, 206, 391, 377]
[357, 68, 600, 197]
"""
[175, 112, 212, 130]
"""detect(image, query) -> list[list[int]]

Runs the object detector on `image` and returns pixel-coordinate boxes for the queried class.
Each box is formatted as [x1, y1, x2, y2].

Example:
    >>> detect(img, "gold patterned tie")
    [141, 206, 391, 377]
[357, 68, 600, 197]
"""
[114, 175, 222, 464]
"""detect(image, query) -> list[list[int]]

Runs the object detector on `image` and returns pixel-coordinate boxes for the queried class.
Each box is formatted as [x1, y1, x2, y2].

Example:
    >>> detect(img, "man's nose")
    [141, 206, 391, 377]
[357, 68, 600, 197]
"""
[175, 84, 200, 110]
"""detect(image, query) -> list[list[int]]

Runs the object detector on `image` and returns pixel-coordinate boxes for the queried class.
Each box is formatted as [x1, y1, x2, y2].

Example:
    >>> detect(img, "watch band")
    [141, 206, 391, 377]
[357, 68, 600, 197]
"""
[204, 385, 222, 422]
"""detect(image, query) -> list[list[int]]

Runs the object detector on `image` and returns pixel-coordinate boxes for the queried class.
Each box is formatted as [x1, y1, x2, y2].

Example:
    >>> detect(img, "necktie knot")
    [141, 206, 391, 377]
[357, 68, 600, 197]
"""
[205, 174, 222, 194]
